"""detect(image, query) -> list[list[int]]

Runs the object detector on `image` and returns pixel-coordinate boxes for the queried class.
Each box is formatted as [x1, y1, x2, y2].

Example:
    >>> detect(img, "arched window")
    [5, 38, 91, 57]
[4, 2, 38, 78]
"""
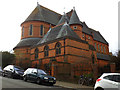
[22, 26, 24, 37]
[29, 24, 33, 35]
[55, 42, 61, 55]
[35, 48, 39, 59]
[44, 46, 49, 57]
[40, 25, 44, 36]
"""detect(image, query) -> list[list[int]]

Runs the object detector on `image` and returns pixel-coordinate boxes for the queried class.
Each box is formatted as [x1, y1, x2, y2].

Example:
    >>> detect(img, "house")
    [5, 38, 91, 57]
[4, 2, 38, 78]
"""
[13, 4, 110, 78]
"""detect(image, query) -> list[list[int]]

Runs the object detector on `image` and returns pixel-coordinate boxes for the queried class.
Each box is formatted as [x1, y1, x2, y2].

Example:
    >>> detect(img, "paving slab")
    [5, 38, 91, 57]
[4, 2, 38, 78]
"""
[55, 81, 94, 90]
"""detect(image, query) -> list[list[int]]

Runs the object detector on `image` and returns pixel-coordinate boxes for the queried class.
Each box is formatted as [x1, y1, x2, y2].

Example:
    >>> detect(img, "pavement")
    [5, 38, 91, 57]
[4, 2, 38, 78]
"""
[55, 81, 94, 90]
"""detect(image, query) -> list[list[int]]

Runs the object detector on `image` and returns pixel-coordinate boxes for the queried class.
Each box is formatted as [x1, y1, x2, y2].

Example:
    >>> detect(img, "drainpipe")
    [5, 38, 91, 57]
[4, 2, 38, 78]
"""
[64, 38, 66, 62]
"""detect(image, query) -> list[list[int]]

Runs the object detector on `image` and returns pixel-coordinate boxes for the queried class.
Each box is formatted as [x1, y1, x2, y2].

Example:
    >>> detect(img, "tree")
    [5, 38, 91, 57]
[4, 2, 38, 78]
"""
[1, 51, 15, 68]
[110, 50, 120, 70]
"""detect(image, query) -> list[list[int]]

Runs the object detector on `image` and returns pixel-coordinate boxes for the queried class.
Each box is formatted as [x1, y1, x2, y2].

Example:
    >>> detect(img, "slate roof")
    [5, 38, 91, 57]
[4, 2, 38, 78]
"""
[37, 22, 85, 45]
[57, 13, 69, 25]
[82, 22, 92, 35]
[97, 53, 111, 61]
[24, 4, 61, 25]
[69, 9, 82, 25]
[82, 22, 108, 44]
[14, 38, 41, 49]
[89, 29, 108, 44]
[15, 5, 108, 51]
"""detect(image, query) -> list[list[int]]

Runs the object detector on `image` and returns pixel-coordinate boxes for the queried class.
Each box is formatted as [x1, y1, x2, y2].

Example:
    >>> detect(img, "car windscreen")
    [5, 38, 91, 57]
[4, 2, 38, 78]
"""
[37, 69, 47, 75]
[14, 66, 24, 71]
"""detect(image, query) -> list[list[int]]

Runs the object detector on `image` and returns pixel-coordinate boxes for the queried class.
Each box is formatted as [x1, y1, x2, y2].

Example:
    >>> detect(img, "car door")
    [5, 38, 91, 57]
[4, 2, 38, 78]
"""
[30, 69, 38, 81]
[103, 75, 117, 89]
[112, 75, 120, 90]
[26, 69, 33, 80]
[8, 65, 14, 76]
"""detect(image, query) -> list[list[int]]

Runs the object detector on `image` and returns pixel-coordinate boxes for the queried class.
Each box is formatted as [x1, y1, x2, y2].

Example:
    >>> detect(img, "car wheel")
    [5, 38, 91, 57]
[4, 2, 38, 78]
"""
[96, 87, 104, 90]
[23, 76, 27, 81]
[10, 74, 14, 79]
[2, 73, 5, 77]
[36, 78, 41, 84]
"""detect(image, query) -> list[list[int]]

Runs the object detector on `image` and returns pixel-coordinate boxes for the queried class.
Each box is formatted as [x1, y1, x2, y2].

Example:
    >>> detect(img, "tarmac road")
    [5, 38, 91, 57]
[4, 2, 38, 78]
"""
[0, 76, 73, 90]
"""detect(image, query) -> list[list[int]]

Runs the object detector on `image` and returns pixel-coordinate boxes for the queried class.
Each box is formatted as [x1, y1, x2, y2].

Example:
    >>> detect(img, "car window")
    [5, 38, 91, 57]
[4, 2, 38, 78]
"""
[104, 75, 113, 80]
[112, 75, 120, 83]
[14, 66, 23, 71]
[37, 69, 47, 75]
[104, 75, 120, 83]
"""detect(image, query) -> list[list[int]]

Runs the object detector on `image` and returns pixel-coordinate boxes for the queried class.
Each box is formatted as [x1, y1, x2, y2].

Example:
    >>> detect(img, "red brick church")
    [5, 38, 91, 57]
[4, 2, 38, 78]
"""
[13, 3, 110, 78]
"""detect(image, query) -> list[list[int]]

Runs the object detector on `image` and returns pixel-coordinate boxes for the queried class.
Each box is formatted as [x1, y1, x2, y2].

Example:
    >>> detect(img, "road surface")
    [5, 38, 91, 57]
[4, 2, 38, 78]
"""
[0, 76, 72, 90]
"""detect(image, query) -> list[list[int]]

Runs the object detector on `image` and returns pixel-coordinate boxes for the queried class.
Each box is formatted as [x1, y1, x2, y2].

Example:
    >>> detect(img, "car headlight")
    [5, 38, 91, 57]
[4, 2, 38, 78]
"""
[54, 78, 56, 80]
[44, 77, 48, 79]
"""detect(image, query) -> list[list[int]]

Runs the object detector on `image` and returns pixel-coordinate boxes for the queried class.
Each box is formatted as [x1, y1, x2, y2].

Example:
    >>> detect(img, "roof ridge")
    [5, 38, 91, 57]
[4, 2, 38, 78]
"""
[53, 23, 64, 28]
[37, 4, 45, 21]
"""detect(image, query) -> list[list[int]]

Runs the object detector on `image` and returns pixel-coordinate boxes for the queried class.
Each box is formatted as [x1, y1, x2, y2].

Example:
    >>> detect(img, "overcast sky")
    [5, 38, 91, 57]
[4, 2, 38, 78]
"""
[0, 0, 119, 54]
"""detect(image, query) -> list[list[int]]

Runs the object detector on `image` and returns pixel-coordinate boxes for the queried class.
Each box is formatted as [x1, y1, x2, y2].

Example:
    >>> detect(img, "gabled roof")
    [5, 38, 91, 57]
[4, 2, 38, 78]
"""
[69, 9, 82, 25]
[13, 38, 41, 49]
[82, 22, 108, 44]
[57, 13, 69, 25]
[56, 22, 80, 39]
[37, 22, 84, 45]
[24, 4, 61, 25]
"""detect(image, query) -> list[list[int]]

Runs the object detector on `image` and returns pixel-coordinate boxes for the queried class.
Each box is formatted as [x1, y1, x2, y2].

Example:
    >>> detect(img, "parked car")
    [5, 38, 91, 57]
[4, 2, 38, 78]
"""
[23, 68, 56, 85]
[94, 73, 120, 90]
[2, 65, 24, 79]
[0, 66, 2, 76]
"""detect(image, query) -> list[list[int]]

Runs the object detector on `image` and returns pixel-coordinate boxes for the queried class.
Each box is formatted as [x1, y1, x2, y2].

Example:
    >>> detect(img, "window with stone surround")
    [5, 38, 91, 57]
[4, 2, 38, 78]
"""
[29, 24, 33, 35]
[40, 25, 44, 36]
[55, 42, 61, 55]
[73, 26, 77, 29]
[22, 26, 24, 37]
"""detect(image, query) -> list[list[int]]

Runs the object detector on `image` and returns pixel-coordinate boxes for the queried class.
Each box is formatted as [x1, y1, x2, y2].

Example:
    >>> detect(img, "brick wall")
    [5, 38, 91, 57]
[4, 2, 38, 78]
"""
[14, 47, 31, 69]
[21, 21, 54, 39]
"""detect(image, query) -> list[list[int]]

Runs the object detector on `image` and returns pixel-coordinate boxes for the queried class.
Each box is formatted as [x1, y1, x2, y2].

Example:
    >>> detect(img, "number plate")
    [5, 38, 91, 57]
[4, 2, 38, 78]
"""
[49, 80, 53, 82]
